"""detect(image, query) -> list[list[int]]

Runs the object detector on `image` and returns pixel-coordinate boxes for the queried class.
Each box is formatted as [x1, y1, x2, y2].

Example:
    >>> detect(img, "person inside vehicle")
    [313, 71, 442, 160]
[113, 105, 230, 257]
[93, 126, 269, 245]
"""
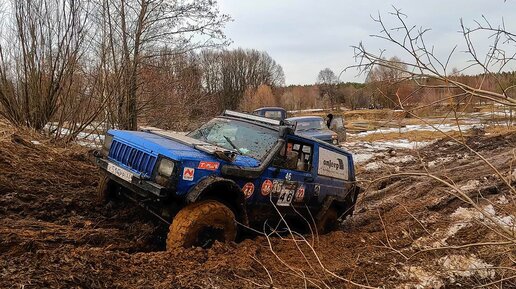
[274, 142, 299, 170]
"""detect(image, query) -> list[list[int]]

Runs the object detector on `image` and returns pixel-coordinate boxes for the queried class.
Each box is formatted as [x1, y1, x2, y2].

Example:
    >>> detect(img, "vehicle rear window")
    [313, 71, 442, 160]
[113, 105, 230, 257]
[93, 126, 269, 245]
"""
[296, 119, 325, 131]
[264, 111, 283, 119]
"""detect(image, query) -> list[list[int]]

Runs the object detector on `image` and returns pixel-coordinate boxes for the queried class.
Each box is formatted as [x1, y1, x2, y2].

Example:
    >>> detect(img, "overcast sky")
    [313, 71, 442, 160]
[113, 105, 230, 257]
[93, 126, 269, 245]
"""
[217, 0, 516, 85]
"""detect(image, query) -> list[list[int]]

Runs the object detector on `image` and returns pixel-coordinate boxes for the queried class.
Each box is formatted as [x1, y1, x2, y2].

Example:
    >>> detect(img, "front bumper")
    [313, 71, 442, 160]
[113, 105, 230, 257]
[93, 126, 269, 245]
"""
[319, 138, 338, 145]
[96, 158, 168, 198]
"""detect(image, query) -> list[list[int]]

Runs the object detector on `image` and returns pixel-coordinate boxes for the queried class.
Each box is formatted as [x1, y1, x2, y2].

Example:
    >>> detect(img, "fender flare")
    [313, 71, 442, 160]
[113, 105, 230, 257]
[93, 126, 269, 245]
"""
[316, 184, 361, 221]
[185, 176, 249, 225]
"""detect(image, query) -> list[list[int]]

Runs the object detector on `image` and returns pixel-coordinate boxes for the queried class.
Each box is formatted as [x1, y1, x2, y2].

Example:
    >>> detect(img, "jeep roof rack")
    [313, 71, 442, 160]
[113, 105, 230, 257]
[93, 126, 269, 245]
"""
[223, 110, 282, 126]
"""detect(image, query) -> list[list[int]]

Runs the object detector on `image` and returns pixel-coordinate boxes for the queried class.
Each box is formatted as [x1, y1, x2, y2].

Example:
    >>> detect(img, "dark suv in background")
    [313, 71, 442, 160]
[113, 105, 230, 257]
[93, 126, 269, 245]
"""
[252, 107, 287, 121]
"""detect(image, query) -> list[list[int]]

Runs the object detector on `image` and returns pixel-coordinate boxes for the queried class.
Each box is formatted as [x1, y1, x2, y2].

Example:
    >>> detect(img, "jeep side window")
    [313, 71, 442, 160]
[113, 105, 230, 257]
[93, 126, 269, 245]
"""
[272, 140, 313, 172]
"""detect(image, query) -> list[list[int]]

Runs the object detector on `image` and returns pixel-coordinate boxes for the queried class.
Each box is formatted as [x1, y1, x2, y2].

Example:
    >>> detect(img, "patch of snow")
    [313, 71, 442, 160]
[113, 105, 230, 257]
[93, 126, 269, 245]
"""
[385, 155, 416, 164]
[451, 205, 515, 231]
[427, 157, 453, 169]
[354, 123, 478, 137]
[496, 195, 509, 205]
[471, 111, 514, 117]
[459, 180, 480, 192]
[364, 162, 383, 172]
[398, 255, 495, 288]
[414, 204, 515, 249]
[439, 255, 495, 281]
[352, 153, 375, 163]
[413, 222, 471, 249]
[342, 139, 433, 164]
[398, 266, 444, 289]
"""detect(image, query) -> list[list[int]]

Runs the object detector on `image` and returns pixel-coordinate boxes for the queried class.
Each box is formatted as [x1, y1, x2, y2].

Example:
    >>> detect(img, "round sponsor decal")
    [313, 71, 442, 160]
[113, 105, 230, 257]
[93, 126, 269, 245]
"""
[243, 182, 255, 199]
[261, 179, 273, 196]
[295, 185, 305, 202]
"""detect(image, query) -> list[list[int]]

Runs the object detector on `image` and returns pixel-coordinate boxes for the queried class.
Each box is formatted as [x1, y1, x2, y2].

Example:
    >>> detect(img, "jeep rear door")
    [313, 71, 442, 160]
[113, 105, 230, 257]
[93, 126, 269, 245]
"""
[312, 144, 352, 202]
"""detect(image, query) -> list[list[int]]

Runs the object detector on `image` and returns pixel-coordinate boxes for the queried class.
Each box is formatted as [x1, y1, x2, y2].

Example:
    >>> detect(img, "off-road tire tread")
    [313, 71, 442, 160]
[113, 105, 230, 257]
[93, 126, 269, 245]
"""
[166, 200, 236, 250]
[97, 174, 114, 204]
[316, 207, 338, 234]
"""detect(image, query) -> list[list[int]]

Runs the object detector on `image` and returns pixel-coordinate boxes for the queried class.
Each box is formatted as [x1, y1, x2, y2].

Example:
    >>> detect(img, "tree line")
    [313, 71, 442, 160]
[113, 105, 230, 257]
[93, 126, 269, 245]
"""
[0, 0, 510, 141]
[0, 0, 291, 136]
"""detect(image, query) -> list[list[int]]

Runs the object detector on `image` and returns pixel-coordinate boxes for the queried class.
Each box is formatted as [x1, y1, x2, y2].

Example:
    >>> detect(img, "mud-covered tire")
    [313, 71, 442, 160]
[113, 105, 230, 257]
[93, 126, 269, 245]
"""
[97, 174, 117, 204]
[166, 200, 237, 250]
[316, 207, 339, 234]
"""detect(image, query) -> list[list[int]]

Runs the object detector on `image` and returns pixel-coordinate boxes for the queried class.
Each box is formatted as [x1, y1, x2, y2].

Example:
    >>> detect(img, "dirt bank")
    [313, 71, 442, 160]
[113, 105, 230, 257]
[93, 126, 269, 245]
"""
[1, 120, 514, 288]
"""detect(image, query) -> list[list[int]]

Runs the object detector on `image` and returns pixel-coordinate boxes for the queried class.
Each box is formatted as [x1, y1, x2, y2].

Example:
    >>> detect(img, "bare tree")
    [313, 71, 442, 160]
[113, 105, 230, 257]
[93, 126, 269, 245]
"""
[96, 0, 230, 130]
[352, 8, 516, 112]
[317, 68, 339, 109]
[0, 0, 90, 130]
[239, 84, 277, 112]
[350, 7, 516, 287]
[200, 48, 285, 110]
[364, 56, 410, 108]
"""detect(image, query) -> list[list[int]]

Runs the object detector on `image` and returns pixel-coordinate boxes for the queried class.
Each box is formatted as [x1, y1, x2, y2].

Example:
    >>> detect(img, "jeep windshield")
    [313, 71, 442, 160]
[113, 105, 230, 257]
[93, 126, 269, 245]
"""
[188, 118, 278, 160]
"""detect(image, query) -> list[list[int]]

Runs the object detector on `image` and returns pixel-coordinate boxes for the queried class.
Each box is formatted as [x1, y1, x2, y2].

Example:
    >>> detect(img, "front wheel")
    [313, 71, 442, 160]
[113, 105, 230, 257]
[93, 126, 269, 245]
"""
[166, 200, 237, 250]
[97, 174, 118, 204]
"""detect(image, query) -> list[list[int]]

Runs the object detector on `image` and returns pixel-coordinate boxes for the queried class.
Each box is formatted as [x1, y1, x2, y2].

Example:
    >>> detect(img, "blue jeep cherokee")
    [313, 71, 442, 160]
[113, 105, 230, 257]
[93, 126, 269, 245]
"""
[96, 110, 360, 250]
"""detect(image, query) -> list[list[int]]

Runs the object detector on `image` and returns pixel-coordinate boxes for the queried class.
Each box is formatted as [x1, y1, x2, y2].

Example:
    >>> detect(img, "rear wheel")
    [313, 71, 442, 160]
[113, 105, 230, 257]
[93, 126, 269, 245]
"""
[97, 174, 117, 204]
[316, 207, 338, 234]
[166, 200, 237, 250]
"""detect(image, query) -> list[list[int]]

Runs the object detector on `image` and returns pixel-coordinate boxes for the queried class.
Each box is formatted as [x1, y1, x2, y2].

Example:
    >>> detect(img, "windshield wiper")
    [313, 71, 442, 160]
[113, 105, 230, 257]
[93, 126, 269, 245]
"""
[198, 129, 208, 140]
[223, 135, 243, 154]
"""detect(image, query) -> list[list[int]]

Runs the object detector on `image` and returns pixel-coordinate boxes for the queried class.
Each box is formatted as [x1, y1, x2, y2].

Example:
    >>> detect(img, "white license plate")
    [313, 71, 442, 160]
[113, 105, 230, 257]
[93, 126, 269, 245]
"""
[107, 163, 134, 183]
[276, 188, 295, 207]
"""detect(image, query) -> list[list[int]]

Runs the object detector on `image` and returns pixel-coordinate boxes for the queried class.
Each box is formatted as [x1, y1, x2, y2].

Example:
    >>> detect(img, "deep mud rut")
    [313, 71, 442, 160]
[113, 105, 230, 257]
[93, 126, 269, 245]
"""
[1, 122, 515, 288]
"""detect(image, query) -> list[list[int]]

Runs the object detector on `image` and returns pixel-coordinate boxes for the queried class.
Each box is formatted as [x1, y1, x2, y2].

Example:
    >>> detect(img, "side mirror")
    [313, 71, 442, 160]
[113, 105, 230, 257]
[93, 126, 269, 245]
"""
[278, 126, 294, 138]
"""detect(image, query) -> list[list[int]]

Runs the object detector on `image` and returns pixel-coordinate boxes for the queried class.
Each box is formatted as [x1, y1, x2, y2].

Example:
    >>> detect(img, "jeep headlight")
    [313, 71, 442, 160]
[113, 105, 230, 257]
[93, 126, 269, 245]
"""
[158, 158, 174, 177]
[332, 134, 339, 145]
[102, 134, 113, 156]
[156, 157, 175, 186]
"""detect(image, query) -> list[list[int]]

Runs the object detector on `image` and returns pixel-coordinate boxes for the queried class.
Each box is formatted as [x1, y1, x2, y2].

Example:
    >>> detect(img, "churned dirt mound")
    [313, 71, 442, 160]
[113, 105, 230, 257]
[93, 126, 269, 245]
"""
[0, 119, 515, 288]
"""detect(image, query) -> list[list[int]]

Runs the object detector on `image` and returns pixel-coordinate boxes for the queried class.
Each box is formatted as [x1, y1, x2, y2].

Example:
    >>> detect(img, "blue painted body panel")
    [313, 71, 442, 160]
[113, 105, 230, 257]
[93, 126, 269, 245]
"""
[107, 129, 260, 196]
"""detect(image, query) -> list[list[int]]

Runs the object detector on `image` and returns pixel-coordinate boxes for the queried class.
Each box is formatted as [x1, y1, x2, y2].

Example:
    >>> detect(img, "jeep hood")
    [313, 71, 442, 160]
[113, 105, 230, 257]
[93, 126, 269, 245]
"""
[108, 129, 260, 167]
[296, 129, 335, 140]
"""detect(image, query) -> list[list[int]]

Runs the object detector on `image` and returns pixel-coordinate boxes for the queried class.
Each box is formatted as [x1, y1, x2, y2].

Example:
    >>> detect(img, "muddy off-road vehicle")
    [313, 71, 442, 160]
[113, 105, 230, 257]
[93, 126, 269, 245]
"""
[96, 111, 360, 250]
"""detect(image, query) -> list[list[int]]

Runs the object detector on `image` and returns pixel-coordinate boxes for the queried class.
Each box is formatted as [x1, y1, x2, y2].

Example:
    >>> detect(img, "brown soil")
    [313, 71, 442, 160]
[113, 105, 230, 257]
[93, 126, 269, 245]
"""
[1, 120, 515, 288]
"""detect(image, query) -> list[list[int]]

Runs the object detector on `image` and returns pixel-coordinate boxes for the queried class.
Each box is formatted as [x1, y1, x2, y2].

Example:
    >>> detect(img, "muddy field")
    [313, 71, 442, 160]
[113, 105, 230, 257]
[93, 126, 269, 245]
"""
[1, 120, 515, 288]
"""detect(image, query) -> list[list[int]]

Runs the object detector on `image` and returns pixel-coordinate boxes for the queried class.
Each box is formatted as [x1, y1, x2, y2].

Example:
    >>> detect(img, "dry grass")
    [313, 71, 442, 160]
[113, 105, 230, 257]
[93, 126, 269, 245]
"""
[356, 130, 461, 142]
[354, 124, 516, 142]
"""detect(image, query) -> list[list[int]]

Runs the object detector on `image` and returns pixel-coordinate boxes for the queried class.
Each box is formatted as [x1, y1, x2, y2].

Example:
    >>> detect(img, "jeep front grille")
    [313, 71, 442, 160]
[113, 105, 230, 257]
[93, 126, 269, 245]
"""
[109, 140, 157, 177]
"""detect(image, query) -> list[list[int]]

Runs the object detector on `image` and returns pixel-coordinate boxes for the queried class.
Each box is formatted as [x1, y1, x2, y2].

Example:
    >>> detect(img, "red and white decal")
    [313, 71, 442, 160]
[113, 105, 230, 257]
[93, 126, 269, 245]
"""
[198, 161, 219, 171]
[261, 179, 273, 196]
[295, 185, 305, 202]
[243, 182, 255, 199]
[182, 167, 195, 181]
